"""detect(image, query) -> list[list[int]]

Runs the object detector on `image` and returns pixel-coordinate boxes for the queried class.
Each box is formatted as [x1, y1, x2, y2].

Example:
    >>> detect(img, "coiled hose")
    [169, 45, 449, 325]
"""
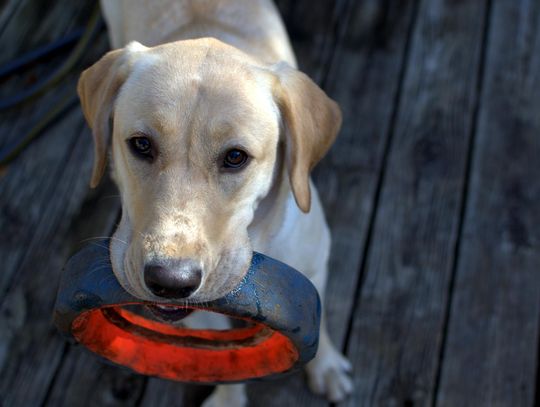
[0, 3, 103, 169]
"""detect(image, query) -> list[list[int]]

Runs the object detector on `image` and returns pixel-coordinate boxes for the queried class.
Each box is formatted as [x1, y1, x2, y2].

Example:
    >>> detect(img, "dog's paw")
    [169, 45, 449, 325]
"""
[201, 384, 247, 407]
[305, 345, 353, 402]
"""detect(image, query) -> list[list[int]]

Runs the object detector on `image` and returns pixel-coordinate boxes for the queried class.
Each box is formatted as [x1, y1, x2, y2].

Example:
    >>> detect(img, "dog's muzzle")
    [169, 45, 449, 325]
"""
[53, 239, 321, 384]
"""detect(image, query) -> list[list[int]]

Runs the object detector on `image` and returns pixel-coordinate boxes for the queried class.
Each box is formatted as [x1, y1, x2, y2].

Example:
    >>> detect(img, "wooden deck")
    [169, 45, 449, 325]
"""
[1, 0, 539, 406]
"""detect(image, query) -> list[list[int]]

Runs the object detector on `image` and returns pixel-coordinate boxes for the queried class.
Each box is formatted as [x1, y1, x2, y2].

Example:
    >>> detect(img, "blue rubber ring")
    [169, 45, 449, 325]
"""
[54, 239, 321, 383]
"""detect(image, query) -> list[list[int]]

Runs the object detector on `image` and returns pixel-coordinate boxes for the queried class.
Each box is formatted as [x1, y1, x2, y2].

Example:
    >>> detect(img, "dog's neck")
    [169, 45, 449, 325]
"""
[103, 0, 297, 67]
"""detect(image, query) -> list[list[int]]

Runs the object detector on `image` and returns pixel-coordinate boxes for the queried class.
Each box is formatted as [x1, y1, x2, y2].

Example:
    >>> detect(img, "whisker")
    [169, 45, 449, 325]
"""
[98, 274, 119, 286]
[87, 242, 111, 252]
[82, 236, 129, 245]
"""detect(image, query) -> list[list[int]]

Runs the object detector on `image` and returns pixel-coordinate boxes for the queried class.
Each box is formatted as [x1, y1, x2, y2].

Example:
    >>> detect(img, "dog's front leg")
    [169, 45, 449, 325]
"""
[304, 267, 353, 402]
[305, 313, 353, 402]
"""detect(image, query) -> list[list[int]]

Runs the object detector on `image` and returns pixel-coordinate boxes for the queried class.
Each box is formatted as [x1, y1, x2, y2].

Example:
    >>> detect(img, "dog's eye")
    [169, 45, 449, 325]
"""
[128, 136, 153, 160]
[223, 149, 248, 169]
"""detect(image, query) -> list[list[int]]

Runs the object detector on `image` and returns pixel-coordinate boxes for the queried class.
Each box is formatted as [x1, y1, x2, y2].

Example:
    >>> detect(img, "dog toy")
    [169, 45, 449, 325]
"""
[54, 239, 320, 383]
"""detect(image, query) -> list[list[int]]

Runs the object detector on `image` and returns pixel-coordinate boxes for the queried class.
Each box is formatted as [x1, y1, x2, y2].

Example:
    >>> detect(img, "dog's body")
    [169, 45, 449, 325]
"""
[80, 0, 352, 404]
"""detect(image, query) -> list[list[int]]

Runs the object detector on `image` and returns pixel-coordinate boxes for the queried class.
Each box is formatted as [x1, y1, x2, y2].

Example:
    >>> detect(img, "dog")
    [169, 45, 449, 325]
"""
[78, 0, 353, 405]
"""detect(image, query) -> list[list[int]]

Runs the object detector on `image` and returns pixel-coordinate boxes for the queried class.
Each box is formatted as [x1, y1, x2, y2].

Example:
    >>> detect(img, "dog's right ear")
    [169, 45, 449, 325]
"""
[78, 42, 146, 187]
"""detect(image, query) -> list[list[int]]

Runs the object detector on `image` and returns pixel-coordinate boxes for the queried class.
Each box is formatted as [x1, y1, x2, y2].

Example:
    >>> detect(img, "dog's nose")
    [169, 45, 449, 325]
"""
[144, 260, 202, 299]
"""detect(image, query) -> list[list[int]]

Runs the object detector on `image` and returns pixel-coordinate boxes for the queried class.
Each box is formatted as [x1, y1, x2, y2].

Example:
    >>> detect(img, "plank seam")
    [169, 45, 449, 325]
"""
[39, 343, 69, 407]
[430, 0, 494, 405]
[339, 0, 421, 369]
[328, 0, 422, 403]
[534, 309, 540, 407]
[319, 0, 356, 90]
[134, 377, 150, 407]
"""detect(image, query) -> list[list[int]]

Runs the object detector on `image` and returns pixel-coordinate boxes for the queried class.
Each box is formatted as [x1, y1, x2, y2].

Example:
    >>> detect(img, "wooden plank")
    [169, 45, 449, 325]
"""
[0, 0, 106, 296]
[0, 110, 118, 406]
[342, 0, 489, 405]
[45, 345, 146, 407]
[317, 0, 418, 343]
[0, 2, 116, 404]
[435, 1, 540, 405]
[247, 0, 419, 405]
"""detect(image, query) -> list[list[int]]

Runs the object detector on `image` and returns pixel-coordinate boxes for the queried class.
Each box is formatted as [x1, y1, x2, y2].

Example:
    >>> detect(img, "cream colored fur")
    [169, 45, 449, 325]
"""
[78, 0, 353, 404]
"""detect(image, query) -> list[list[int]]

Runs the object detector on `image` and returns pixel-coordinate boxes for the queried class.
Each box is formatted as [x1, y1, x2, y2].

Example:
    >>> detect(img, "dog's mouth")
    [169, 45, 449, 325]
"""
[145, 304, 195, 322]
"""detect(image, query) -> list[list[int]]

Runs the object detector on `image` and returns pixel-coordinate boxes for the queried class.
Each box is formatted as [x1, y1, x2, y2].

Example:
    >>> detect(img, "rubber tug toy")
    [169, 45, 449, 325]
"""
[54, 239, 321, 383]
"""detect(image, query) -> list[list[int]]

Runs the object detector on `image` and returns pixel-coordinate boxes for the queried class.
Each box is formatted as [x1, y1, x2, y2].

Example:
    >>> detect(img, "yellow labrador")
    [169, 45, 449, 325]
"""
[79, 0, 352, 404]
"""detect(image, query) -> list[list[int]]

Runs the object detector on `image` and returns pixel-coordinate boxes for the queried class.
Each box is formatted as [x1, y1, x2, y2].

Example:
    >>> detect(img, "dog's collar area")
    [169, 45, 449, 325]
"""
[54, 239, 320, 383]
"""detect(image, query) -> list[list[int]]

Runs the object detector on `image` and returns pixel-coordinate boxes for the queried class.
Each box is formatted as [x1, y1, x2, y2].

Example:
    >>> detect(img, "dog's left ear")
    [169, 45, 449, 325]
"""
[271, 62, 342, 213]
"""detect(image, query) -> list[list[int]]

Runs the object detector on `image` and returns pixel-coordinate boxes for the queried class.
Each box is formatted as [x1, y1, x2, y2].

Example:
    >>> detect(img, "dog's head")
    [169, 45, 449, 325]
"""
[78, 38, 340, 303]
